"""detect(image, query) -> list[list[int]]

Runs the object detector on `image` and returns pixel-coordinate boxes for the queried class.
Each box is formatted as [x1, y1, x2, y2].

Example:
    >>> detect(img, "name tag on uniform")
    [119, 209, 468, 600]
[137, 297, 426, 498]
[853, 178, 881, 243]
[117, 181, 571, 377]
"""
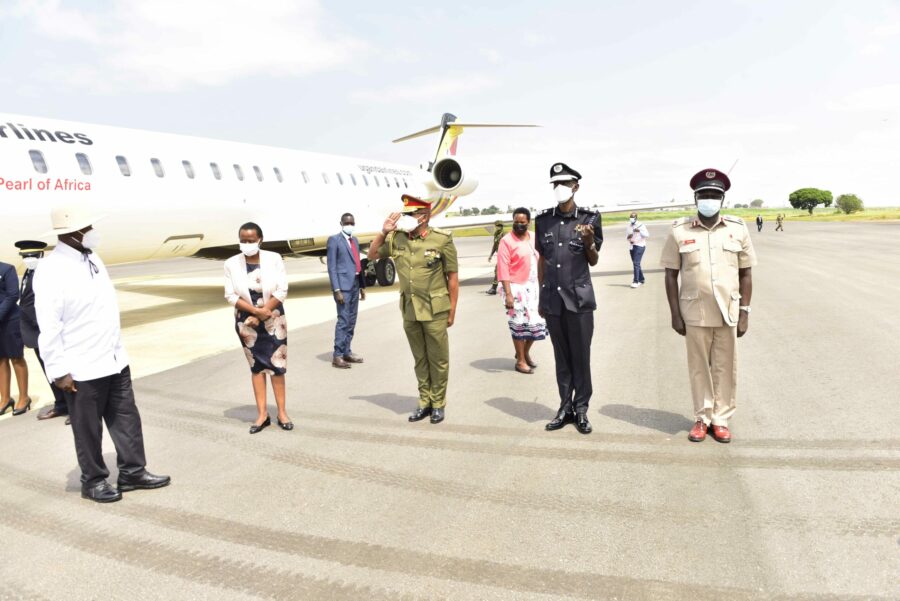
[682, 239, 696, 245]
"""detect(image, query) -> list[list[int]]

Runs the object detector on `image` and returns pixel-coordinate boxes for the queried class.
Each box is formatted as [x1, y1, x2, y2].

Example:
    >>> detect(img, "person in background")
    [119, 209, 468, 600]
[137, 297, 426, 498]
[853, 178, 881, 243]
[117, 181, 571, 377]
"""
[14, 240, 69, 423]
[775, 213, 784, 231]
[224, 222, 292, 434]
[497, 207, 547, 374]
[0, 259, 30, 416]
[755, 214, 763, 232]
[326, 212, 366, 369]
[625, 212, 650, 288]
[485, 220, 504, 295]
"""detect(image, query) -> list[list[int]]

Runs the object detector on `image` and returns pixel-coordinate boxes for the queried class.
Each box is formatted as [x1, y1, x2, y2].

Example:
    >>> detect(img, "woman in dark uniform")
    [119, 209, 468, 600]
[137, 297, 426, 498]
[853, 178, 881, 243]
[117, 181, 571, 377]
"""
[224, 223, 291, 433]
[0, 261, 30, 415]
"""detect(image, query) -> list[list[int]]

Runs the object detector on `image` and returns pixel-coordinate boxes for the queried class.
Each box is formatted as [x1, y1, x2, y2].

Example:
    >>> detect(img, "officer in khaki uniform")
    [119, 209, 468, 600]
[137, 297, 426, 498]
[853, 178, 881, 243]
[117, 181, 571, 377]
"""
[486, 220, 504, 295]
[368, 195, 459, 424]
[660, 169, 756, 443]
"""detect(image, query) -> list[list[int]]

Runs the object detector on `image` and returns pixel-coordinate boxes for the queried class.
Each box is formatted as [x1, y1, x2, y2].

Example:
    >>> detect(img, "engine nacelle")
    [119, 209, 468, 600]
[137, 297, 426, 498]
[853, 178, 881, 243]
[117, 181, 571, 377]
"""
[430, 157, 478, 197]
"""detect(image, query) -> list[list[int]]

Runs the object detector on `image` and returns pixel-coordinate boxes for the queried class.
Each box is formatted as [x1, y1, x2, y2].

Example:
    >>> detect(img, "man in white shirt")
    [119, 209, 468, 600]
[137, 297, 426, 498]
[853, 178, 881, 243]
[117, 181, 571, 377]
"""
[33, 205, 169, 503]
[626, 212, 650, 288]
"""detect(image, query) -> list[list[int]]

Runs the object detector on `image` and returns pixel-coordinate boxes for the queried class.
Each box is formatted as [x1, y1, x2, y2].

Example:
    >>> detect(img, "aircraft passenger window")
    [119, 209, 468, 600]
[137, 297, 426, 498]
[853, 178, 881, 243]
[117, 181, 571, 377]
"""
[336, 172, 344, 185]
[253, 165, 264, 181]
[29, 150, 48, 174]
[322, 173, 329, 184]
[75, 153, 93, 175]
[182, 160, 195, 179]
[210, 162, 222, 180]
[350, 174, 357, 186]
[234, 164, 244, 181]
[273, 167, 283, 183]
[151, 158, 165, 178]
[373, 175, 380, 187]
[362, 175, 369, 186]
[301, 171, 309, 184]
[116, 155, 131, 176]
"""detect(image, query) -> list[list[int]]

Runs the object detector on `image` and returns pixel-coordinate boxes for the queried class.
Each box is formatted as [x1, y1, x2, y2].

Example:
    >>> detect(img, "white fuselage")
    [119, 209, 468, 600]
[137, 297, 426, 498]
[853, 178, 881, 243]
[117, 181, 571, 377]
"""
[0, 113, 423, 267]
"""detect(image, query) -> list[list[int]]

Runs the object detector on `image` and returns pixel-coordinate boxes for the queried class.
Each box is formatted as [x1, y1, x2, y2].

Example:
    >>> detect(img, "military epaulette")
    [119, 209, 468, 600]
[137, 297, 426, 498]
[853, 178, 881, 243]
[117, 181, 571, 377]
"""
[430, 227, 452, 237]
[722, 215, 743, 224]
[672, 217, 690, 228]
[577, 207, 597, 215]
[536, 208, 553, 218]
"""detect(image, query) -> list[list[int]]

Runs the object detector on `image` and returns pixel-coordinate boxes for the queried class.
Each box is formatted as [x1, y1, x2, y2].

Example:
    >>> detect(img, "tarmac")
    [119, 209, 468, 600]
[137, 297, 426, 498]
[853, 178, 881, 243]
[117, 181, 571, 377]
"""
[0, 220, 898, 600]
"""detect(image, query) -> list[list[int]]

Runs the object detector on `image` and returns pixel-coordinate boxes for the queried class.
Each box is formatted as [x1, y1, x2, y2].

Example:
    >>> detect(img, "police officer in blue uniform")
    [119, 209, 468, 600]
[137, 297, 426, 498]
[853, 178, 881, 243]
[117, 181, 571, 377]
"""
[536, 163, 603, 434]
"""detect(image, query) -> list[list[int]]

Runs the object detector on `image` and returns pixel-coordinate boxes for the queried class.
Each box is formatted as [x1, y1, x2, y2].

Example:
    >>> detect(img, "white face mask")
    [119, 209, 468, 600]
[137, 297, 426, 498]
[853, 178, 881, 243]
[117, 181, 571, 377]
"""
[553, 184, 574, 203]
[395, 215, 421, 232]
[240, 242, 260, 256]
[23, 257, 39, 270]
[697, 198, 723, 218]
[342, 225, 355, 236]
[629, 217, 636, 224]
[81, 229, 100, 250]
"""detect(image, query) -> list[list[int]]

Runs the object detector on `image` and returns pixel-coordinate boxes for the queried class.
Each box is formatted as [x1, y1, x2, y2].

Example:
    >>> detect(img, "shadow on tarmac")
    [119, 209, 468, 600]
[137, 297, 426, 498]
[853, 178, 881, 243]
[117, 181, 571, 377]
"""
[485, 397, 555, 423]
[469, 357, 513, 373]
[599, 403, 694, 435]
[348, 393, 419, 415]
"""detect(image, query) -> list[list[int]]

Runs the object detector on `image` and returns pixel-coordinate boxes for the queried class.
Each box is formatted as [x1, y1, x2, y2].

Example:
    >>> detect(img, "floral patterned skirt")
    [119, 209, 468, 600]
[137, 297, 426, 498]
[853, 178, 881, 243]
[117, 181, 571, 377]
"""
[235, 302, 287, 375]
[500, 280, 548, 341]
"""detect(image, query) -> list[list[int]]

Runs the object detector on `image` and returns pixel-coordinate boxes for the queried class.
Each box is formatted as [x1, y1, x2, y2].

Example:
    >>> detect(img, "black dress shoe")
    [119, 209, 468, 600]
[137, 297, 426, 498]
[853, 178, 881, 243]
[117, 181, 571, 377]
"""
[430, 407, 444, 424]
[82, 480, 122, 503]
[12, 397, 32, 416]
[117, 471, 171, 492]
[408, 406, 431, 422]
[277, 418, 294, 431]
[575, 413, 593, 434]
[37, 406, 67, 420]
[249, 416, 271, 434]
[545, 410, 574, 431]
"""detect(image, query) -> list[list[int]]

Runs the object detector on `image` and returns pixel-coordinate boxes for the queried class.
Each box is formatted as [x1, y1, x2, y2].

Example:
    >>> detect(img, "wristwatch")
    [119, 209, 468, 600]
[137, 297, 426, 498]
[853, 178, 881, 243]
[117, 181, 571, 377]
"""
[739, 305, 751, 313]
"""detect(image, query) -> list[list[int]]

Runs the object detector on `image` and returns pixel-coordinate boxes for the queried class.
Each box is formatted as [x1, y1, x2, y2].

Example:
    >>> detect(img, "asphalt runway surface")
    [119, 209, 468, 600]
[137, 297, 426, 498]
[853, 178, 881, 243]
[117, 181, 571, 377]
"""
[1, 221, 898, 600]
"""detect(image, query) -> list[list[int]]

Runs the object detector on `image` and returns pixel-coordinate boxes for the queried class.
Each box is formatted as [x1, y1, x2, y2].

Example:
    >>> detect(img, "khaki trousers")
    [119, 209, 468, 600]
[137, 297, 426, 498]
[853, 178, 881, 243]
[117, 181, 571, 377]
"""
[403, 314, 450, 409]
[685, 325, 737, 426]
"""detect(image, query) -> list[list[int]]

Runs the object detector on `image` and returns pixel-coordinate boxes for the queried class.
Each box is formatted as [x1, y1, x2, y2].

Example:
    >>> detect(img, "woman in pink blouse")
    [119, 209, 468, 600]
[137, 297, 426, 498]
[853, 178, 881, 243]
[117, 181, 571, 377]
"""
[497, 208, 548, 374]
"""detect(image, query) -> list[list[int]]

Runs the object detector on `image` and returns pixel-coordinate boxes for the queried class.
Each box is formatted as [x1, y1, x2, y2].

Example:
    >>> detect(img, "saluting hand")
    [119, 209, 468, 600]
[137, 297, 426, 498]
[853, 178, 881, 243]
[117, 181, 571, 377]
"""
[54, 374, 77, 394]
[382, 212, 401, 235]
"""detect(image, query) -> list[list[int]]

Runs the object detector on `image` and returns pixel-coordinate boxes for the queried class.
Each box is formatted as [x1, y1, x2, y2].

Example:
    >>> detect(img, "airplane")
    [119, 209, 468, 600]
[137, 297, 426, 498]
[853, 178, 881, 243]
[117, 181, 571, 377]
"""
[0, 111, 685, 286]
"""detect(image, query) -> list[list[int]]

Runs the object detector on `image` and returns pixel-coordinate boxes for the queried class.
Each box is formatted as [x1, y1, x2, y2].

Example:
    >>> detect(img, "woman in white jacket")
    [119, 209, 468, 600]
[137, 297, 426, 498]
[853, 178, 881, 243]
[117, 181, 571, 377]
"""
[224, 222, 291, 434]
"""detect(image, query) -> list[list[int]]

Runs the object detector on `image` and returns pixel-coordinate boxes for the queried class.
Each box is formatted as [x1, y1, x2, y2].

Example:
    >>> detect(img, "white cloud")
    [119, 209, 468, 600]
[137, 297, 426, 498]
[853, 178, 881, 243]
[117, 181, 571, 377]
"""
[7, 0, 364, 92]
[350, 75, 499, 104]
[828, 84, 900, 112]
[479, 48, 503, 64]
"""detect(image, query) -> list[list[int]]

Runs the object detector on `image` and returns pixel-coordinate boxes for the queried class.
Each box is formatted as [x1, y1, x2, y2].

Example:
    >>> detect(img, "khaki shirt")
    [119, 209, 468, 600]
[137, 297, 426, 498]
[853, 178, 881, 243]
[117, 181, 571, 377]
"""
[378, 226, 459, 321]
[660, 215, 757, 327]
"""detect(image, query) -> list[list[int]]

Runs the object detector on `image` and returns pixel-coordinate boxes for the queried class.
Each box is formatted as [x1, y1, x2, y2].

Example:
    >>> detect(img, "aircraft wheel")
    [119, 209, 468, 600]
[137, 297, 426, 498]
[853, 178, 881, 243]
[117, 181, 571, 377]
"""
[375, 259, 396, 287]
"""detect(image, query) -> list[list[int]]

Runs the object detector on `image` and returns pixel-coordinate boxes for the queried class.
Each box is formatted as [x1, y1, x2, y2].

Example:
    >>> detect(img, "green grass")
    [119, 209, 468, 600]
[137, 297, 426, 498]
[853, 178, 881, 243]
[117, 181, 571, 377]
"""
[448, 207, 900, 236]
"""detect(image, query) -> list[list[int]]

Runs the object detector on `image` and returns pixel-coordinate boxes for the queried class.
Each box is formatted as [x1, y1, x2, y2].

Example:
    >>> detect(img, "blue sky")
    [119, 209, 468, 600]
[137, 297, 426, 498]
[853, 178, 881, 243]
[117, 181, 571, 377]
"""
[1, 0, 898, 207]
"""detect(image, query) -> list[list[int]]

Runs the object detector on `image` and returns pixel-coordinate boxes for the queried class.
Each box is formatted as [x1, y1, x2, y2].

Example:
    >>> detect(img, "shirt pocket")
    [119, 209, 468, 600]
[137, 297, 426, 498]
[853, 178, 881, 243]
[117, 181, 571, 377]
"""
[430, 290, 451, 315]
[722, 240, 742, 268]
[728, 290, 741, 323]
[679, 290, 701, 322]
[679, 245, 701, 267]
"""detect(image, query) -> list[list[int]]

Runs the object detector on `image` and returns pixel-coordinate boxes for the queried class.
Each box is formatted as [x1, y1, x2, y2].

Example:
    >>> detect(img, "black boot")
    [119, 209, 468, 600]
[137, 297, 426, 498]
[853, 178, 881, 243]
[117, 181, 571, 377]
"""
[575, 413, 592, 434]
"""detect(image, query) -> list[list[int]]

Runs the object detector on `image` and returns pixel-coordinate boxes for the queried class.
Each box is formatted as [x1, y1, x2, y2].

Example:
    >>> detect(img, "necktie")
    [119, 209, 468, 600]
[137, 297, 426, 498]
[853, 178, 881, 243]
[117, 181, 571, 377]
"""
[350, 238, 362, 274]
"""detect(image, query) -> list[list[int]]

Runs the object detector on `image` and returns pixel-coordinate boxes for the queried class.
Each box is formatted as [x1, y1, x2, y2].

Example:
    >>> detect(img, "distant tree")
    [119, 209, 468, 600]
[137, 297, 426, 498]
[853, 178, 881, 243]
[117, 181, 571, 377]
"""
[460, 208, 472, 216]
[471, 207, 481, 216]
[750, 199, 764, 208]
[789, 188, 833, 215]
[482, 205, 501, 215]
[836, 193, 864, 214]
[732, 203, 744, 209]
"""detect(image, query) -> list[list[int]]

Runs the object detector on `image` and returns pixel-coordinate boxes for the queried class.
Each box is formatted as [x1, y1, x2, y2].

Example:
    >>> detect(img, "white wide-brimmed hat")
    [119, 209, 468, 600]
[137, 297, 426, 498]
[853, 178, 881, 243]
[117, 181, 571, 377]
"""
[42, 204, 105, 236]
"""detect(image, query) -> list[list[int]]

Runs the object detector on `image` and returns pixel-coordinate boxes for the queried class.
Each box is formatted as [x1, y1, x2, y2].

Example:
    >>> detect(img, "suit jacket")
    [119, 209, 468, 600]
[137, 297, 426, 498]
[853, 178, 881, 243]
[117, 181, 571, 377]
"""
[0, 262, 20, 325]
[224, 250, 288, 307]
[326, 232, 366, 292]
[18, 268, 39, 348]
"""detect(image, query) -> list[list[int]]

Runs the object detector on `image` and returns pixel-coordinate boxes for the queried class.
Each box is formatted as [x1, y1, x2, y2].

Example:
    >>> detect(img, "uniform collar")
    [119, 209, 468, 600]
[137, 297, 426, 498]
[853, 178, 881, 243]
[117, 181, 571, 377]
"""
[553, 204, 578, 218]
[409, 226, 430, 239]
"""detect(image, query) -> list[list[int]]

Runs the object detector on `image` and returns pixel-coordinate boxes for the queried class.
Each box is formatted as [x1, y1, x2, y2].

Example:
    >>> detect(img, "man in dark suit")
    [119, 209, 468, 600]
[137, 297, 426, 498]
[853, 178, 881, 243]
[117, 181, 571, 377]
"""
[327, 213, 366, 369]
[14, 241, 69, 423]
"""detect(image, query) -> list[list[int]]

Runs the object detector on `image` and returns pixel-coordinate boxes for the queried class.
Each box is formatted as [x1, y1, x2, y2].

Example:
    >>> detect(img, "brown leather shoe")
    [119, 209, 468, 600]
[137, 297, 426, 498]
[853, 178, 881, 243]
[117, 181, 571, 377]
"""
[688, 420, 708, 442]
[37, 407, 67, 420]
[710, 424, 732, 443]
[332, 356, 351, 369]
[343, 353, 364, 364]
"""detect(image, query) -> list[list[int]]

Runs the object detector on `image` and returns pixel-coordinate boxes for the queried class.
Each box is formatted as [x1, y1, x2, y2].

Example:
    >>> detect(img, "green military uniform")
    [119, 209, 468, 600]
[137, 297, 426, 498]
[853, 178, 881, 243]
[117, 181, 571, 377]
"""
[378, 226, 458, 409]
[490, 223, 504, 288]
[775, 214, 784, 231]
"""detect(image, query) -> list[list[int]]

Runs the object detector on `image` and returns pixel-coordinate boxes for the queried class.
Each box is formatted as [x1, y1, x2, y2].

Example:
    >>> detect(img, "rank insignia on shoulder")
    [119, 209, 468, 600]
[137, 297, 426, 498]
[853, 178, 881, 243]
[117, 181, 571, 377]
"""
[431, 227, 452, 236]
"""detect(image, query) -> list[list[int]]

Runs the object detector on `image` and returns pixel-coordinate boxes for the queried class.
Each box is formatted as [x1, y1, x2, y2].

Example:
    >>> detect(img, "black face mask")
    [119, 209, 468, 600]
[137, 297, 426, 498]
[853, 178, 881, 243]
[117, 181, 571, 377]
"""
[513, 223, 528, 234]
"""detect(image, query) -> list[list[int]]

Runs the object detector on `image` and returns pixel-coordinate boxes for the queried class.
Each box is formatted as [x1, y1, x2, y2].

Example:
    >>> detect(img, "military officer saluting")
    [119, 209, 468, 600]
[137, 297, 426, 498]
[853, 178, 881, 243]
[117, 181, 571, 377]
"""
[537, 163, 603, 434]
[660, 169, 757, 443]
[368, 194, 459, 424]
